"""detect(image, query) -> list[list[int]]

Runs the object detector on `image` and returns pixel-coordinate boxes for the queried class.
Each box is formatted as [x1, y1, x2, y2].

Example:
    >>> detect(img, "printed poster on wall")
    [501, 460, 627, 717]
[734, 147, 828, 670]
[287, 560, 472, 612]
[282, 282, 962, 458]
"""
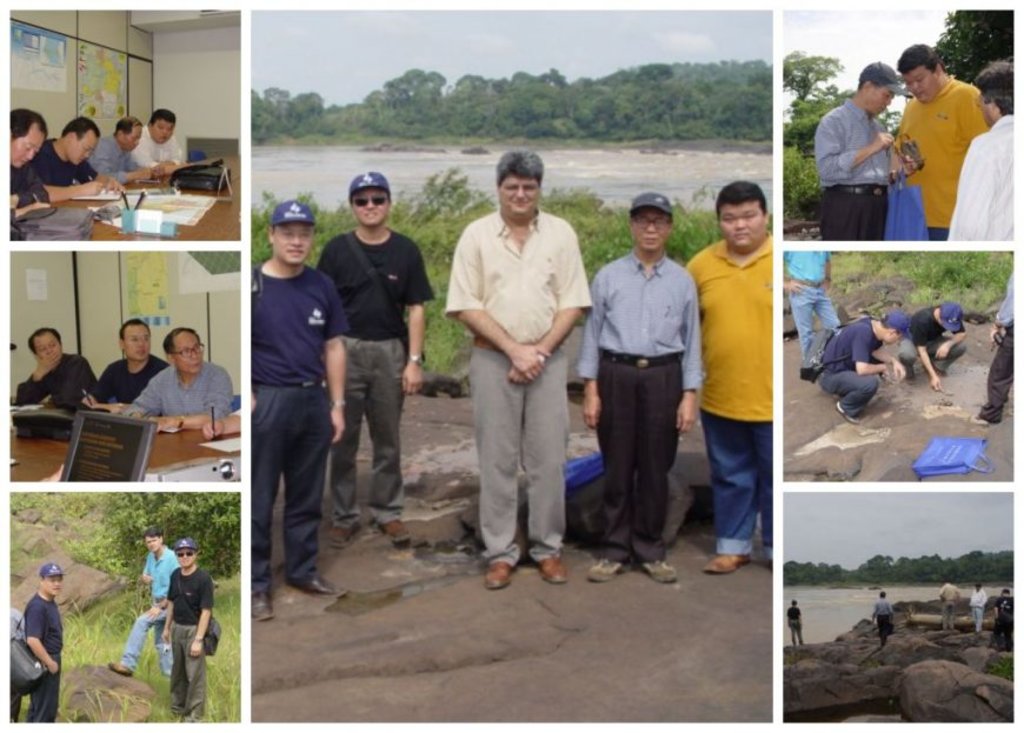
[178, 252, 241, 294]
[78, 42, 127, 119]
[11, 21, 67, 93]
[125, 252, 170, 327]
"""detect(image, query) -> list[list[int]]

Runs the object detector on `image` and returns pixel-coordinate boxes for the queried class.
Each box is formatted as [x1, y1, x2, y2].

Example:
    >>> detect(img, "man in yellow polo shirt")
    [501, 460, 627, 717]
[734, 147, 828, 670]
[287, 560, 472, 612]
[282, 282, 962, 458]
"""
[687, 181, 772, 574]
[895, 44, 988, 241]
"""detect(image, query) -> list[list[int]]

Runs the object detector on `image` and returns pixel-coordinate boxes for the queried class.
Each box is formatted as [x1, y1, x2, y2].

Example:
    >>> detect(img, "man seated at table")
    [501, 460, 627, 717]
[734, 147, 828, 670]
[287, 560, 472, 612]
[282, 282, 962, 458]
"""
[203, 410, 241, 441]
[31, 116, 123, 203]
[90, 117, 157, 185]
[132, 109, 187, 176]
[10, 108, 52, 219]
[15, 327, 97, 410]
[83, 319, 169, 410]
[123, 327, 233, 432]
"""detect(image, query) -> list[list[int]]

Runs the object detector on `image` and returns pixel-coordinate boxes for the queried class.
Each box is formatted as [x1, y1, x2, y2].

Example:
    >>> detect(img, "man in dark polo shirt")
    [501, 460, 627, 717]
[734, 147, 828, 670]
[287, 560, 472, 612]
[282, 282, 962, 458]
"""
[162, 538, 213, 722]
[15, 326, 97, 409]
[24, 562, 64, 723]
[84, 319, 169, 409]
[252, 200, 349, 621]
[819, 310, 910, 423]
[317, 172, 434, 549]
[898, 302, 967, 392]
[30, 116, 123, 203]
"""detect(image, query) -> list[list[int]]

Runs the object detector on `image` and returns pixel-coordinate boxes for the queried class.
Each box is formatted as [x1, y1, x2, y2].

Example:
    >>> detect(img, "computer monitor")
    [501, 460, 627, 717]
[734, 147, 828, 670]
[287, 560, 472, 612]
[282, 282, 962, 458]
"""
[59, 412, 157, 482]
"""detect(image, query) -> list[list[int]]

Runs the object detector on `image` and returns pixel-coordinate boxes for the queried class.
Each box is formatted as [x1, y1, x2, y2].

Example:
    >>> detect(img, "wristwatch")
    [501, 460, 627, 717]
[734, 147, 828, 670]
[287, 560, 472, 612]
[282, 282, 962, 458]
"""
[408, 354, 423, 365]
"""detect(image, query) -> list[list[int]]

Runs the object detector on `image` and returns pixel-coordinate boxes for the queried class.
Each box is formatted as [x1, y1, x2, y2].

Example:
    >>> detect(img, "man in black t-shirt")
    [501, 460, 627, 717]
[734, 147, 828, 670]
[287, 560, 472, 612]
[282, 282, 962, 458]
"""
[162, 538, 214, 722]
[898, 302, 967, 391]
[317, 172, 434, 550]
[84, 319, 169, 408]
[24, 562, 64, 723]
[992, 588, 1013, 652]
[787, 600, 804, 646]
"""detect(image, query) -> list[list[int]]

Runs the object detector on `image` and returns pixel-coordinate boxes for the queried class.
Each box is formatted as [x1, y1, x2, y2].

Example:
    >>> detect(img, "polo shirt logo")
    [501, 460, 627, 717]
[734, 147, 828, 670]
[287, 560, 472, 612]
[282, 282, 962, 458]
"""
[308, 307, 325, 326]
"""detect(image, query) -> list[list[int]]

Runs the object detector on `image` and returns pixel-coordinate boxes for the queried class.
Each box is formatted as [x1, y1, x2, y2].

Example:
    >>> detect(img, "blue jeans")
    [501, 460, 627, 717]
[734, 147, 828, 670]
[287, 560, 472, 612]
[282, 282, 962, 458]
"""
[120, 609, 172, 676]
[700, 411, 773, 558]
[789, 286, 840, 359]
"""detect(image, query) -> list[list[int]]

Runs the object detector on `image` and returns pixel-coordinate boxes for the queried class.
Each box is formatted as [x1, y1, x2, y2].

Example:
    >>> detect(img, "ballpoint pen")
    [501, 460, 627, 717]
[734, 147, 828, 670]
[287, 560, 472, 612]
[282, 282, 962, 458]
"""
[121, 191, 130, 209]
[135, 191, 147, 210]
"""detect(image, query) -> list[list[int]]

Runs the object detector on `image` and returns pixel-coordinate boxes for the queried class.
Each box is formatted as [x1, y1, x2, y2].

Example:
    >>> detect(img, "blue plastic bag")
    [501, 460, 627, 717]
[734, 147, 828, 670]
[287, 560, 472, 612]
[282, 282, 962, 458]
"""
[564, 452, 604, 498]
[912, 437, 993, 479]
[884, 171, 929, 241]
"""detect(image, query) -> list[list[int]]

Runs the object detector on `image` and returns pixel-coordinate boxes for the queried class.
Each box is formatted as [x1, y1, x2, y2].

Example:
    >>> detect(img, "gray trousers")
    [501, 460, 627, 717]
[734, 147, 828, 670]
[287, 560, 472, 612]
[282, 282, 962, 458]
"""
[819, 370, 880, 417]
[170, 623, 206, 721]
[470, 346, 568, 566]
[898, 337, 967, 376]
[330, 337, 406, 528]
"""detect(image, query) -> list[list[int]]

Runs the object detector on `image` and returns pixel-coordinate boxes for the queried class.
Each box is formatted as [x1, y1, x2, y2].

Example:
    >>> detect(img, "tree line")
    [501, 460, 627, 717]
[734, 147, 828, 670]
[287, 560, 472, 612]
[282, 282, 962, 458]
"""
[784, 550, 1013, 586]
[252, 61, 771, 144]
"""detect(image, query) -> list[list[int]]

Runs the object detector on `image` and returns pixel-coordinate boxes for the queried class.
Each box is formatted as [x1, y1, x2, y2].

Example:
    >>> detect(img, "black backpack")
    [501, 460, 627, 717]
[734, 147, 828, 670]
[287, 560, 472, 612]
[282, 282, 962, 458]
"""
[799, 326, 844, 383]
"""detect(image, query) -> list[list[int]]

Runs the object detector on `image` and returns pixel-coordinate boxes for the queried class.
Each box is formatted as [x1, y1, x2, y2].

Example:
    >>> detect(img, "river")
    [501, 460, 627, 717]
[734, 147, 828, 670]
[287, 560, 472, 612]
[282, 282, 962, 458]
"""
[782, 584, 1014, 644]
[252, 145, 772, 211]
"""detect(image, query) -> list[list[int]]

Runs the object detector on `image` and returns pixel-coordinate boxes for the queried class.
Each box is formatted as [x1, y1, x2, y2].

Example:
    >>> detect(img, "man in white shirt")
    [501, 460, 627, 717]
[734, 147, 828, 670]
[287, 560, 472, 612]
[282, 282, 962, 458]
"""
[132, 109, 186, 176]
[969, 583, 988, 633]
[948, 60, 1013, 241]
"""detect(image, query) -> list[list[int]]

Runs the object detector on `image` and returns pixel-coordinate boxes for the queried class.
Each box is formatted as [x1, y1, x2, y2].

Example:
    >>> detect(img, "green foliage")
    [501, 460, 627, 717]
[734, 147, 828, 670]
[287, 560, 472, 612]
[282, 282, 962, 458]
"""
[784, 550, 1013, 586]
[253, 169, 726, 373]
[936, 11, 1014, 81]
[783, 146, 821, 220]
[783, 52, 844, 103]
[988, 654, 1013, 681]
[59, 576, 241, 722]
[253, 61, 772, 144]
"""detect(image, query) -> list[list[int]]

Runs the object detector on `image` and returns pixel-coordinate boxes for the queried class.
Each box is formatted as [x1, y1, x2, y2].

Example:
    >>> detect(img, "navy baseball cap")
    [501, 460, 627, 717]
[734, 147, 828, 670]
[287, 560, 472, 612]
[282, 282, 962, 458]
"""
[349, 172, 390, 198]
[939, 302, 963, 332]
[859, 62, 906, 96]
[39, 562, 64, 578]
[270, 200, 315, 227]
[174, 537, 198, 552]
[629, 192, 673, 218]
[882, 310, 911, 338]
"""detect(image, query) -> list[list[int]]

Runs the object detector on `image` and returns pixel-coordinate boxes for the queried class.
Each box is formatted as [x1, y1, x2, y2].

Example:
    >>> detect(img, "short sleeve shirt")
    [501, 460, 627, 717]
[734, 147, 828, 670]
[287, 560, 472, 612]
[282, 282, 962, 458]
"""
[909, 307, 963, 347]
[24, 593, 62, 656]
[93, 357, 170, 404]
[30, 139, 98, 186]
[446, 211, 591, 343]
[168, 568, 214, 626]
[823, 317, 881, 373]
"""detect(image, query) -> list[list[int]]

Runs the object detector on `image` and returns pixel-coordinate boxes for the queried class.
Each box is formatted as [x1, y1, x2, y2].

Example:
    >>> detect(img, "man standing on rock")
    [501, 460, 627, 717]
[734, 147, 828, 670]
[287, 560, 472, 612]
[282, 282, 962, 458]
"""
[992, 588, 1013, 652]
[787, 600, 804, 646]
[577, 192, 701, 585]
[446, 150, 591, 590]
[897, 303, 967, 392]
[24, 562, 64, 722]
[973, 271, 1013, 426]
[969, 583, 988, 633]
[687, 181, 772, 574]
[871, 590, 894, 647]
[814, 62, 904, 240]
[108, 526, 178, 678]
[162, 538, 213, 722]
[819, 310, 910, 424]
[939, 579, 961, 631]
[317, 172, 434, 550]
[252, 200, 349, 621]
[783, 251, 841, 359]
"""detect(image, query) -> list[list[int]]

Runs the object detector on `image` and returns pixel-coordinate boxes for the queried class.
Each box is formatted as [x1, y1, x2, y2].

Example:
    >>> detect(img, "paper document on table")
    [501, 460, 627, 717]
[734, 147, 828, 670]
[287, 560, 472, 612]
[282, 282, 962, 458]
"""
[200, 437, 242, 453]
[71, 192, 123, 201]
[136, 194, 216, 226]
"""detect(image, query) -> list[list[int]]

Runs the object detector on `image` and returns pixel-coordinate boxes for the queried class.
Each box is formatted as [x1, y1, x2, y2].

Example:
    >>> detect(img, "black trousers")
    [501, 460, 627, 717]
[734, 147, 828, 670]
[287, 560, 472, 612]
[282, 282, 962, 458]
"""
[979, 327, 1013, 423]
[994, 620, 1013, 652]
[27, 658, 60, 723]
[876, 615, 893, 647]
[251, 384, 333, 593]
[820, 188, 887, 241]
[596, 358, 681, 564]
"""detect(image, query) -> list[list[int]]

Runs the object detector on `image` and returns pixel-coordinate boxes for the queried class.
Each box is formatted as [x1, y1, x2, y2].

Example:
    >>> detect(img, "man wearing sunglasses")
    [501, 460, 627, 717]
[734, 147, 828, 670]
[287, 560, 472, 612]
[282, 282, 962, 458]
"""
[447, 150, 591, 590]
[162, 538, 214, 722]
[317, 172, 433, 550]
[124, 327, 233, 432]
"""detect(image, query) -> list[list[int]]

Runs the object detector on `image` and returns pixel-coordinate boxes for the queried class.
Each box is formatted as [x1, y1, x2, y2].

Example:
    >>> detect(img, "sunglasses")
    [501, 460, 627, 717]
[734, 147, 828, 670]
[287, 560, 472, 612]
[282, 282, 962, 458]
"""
[176, 550, 195, 557]
[353, 195, 388, 207]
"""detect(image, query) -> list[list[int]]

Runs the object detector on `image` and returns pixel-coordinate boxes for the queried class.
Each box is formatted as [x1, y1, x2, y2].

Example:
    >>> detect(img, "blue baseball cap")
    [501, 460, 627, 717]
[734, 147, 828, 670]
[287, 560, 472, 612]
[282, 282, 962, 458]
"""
[270, 200, 315, 227]
[173, 537, 198, 552]
[349, 171, 390, 198]
[39, 562, 64, 578]
[939, 302, 963, 332]
[882, 310, 911, 338]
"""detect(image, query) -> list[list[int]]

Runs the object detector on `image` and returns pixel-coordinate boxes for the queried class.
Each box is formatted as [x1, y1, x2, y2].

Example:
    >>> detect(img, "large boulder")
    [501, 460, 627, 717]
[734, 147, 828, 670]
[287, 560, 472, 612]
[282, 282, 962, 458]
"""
[61, 666, 157, 722]
[898, 659, 1013, 722]
[784, 657, 901, 719]
[11, 557, 123, 614]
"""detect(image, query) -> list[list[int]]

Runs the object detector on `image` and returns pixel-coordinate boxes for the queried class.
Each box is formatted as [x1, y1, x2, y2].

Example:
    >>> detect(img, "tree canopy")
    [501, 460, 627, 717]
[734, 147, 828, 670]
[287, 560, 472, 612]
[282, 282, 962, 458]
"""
[783, 550, 1013, 586]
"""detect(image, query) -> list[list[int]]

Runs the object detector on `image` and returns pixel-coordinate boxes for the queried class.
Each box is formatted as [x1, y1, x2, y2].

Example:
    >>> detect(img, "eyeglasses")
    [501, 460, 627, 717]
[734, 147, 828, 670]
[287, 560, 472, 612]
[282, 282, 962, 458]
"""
[171, 344, 204, 358]
[631, 216, 671, 229]
[353, 195, 388, 207]
[176, 551, 195, 558]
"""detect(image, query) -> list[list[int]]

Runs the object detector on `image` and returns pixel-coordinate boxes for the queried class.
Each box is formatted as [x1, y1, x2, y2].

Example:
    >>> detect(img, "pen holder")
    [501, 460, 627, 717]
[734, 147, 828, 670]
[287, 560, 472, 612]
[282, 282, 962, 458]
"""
[120, 208, 177, 237]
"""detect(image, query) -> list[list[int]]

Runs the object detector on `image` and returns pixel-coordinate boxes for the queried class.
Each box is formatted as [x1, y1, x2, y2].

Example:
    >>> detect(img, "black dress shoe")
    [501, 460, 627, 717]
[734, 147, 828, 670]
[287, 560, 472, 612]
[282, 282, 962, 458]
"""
[288, 575, 345, 596]
[252, 591, 274, 621]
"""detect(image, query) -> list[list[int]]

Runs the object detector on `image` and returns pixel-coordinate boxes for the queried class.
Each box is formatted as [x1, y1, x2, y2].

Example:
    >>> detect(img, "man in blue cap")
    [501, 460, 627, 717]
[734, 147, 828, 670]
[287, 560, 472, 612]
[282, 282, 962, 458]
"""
[317, 172, 433, 550]
[162, 538, 214, 722]
[251, 199, 349, 621]
[24, 562, 64, 722]
[898, 302, 968, 392]
[819, 310, 910, 424]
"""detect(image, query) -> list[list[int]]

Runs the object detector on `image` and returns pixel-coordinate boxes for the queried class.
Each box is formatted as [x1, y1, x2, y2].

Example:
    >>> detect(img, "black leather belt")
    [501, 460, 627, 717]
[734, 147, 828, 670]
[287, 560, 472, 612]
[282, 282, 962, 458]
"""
[827, 184, 886, 196]
[601, 351, 681, 369]
[254, 381, 320, 388]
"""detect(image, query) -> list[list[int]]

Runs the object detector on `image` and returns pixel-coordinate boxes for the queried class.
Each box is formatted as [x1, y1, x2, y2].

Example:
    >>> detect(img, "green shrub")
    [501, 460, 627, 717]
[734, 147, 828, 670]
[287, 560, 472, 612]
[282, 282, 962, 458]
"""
[783, 146, 821, 220]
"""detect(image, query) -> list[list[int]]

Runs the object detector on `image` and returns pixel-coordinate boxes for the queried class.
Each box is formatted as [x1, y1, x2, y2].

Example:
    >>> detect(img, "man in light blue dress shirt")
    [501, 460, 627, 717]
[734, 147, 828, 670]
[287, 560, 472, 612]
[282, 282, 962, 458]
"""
[90, 116, 155, 185]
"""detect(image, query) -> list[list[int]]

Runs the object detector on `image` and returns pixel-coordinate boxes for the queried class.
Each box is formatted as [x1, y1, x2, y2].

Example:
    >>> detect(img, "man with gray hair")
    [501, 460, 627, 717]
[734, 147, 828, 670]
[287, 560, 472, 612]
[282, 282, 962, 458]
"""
[447, 150, 591, 590]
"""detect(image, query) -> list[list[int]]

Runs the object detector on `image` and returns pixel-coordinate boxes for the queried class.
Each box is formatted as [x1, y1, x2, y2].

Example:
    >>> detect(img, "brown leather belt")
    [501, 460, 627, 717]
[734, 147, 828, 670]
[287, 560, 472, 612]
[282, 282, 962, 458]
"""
[827, 184, 886, 196]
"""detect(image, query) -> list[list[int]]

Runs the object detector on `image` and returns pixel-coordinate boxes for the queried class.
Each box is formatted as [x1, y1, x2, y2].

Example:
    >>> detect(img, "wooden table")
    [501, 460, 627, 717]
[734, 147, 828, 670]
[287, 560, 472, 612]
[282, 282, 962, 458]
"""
[55, 156, 240, 241]
[11, 429, 241, 482]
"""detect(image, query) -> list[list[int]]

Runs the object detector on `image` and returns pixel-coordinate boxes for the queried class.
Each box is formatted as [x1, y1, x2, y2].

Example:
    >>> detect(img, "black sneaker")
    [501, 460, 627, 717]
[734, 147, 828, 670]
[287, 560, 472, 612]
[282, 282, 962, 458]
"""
[836, 401, 861, 425]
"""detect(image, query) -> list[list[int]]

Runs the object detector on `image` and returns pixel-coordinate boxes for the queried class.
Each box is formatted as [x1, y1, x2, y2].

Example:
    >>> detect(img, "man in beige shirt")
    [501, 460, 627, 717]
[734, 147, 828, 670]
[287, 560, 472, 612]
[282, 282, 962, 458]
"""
[939, 580, 961, 630]
[446, 149, 591, 590]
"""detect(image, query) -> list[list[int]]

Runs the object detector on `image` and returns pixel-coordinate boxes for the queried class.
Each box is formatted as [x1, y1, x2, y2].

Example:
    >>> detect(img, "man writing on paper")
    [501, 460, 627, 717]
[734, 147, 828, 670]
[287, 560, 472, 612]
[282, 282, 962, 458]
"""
[31, 116, 123, 202]
[132, 109, 187, 176]
[10, 108, 51, 219]
[91, 116, 158, 185]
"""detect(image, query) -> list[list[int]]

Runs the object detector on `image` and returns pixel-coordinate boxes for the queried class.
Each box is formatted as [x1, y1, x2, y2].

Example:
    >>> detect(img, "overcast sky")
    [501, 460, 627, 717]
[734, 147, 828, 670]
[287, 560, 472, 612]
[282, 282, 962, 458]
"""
[785, 493, 1013, 568]
[252, 11, 772, 106]
[783, 10, 949, 115]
